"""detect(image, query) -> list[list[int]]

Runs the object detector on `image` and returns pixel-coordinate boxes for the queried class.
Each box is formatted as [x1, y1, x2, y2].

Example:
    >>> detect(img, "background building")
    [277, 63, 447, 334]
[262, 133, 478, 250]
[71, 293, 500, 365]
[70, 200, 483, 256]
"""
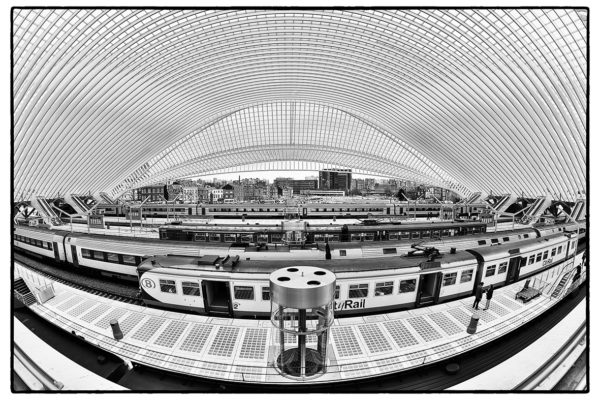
[318, 169, 352, 194]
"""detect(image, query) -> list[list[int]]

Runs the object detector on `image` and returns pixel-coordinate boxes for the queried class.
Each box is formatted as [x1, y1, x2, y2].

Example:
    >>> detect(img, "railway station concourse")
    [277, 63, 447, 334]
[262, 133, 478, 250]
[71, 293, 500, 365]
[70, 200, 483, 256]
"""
[12, 8, 587, 392]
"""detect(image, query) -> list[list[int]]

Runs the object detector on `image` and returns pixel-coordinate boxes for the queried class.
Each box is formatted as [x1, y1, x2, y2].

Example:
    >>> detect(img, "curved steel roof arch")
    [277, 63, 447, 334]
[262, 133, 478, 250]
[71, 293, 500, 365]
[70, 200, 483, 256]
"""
[12, 9, 587, 201]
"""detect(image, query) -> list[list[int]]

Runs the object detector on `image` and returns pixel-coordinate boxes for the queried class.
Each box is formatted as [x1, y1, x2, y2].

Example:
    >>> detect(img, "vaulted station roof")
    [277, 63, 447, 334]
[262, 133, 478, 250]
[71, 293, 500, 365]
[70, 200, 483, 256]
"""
[13, 9, 587, 200]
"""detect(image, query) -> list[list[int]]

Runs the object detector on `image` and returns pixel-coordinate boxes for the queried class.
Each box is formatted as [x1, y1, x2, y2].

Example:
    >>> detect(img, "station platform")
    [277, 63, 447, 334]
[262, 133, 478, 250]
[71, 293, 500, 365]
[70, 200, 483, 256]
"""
[13, 317, 124, 390]
[449, 299, 586, 390]
[14, 260, 582, 387]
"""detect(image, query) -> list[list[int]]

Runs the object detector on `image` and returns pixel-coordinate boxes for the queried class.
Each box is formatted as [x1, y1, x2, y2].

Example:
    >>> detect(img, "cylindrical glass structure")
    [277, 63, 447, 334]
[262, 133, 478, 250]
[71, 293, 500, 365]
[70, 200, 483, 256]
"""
[270, 266, 335, 379]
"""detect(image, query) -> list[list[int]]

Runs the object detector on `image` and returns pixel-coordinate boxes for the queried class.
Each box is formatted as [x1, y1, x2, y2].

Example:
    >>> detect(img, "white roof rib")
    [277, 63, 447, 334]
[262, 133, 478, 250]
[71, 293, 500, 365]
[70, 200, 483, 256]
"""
[13, 9, 587, 200]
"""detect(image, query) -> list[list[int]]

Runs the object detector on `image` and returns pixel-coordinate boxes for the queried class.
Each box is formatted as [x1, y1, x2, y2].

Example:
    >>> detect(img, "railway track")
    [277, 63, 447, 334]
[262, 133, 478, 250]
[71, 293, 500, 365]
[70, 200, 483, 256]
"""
[13, 252, 142, 305]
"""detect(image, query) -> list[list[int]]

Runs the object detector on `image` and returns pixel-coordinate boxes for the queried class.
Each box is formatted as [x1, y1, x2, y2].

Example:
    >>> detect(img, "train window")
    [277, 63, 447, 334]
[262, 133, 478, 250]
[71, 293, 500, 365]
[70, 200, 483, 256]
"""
[224, 234, 236, 242]
[411, 232, 420, 239]
[159, 279, 177, 294]
[551, 248, 556, 257]
[351, 234, 362, 241]
[47, 242, 53, 250]
[194, 233, 207, 241]
[485, 265, 496, 277]
[442, 229, 450, 237]
[400, 231, 410, 239]
[240, 234, 253, 243]
[491, 238, 499, 244]
[515, 255, 527, 267]
[314, 234, 326, 242]
[432, 230, 440, 239]
[364, 233, 374, 241]
[257, 234, 269, 243]
[498, 262, 508, 273]
[209, 233, 221, 242]
[375, 281, 394, 296]
[389, 232, 399, 240]
[234, 286, 254, 300]
[524, 234, 530, 238]
[382, 248, 397, 255]
[557, 246, 562, 254]
[478, 240, 487, 245]
[460, 269, 473, 283]
[335, 285, 340, 299]
[503, 237, 509, 242]
[543, 251, 549, 260]
[399, 279, 416, 293]
[528, 255, 535, 265]
[329, 235, 340, 242]
[271, 233, 283, 243]
[349, 284, 369, 298]
[262, 287, 270, 301]
[421, 230, 430, 239]
[182, 282, 201, 296]
[339, 250, 347, 256]
[122, 255, 137, 265]
[443, 273, 457, 286]
[81, 248, 92, 259]
[536, 253, 542, 262]
[106, 253, 119, 263]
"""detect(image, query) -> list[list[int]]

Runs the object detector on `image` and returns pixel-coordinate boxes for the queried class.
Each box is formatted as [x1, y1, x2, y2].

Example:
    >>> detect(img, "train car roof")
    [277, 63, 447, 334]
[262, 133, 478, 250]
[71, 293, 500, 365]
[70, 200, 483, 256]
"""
[467, 233, 568, 261]
[140, 250, 476, 274]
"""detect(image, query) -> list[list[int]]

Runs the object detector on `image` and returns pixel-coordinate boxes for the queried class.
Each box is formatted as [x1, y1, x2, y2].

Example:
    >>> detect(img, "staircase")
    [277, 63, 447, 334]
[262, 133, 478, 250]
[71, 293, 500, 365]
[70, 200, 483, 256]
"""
[521, 195, 553, 224]
[551, 269, 576, 299]
[95, 192, 116, 205]
[30, 196, 61, 226]
[571, 199, 586, 221]
[465, 192, 486, 204]
[492, 193, 518, 214]
[13, 278, 36, 306]
[64, 194, 91, 215]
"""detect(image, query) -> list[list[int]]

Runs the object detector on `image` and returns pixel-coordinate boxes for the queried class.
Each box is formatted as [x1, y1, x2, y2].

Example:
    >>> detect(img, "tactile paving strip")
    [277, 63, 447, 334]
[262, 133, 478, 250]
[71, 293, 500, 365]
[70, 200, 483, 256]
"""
[80, 303, 111, 323]
[428, 312, 463, 336]
[67, 299, 96, 317]
[131, 317, 166, 342]
[56, 296, 83, 311]
[208, 326, 240, 357]
[357, 324, 393, 353]
[179, 324, 214, 353]
[238, 328, 268, 359]
[332, 326, 364, 358]
[120, 312, 146, 335]
[154, 320, 189, 348]
[486, 301, 510, 317]
[447, 308, 472, 327]
[383, 320, 420, 348]
[477, 310, 497, 323]
[95, 308, 129, 329]
[407, 316, 443, 342]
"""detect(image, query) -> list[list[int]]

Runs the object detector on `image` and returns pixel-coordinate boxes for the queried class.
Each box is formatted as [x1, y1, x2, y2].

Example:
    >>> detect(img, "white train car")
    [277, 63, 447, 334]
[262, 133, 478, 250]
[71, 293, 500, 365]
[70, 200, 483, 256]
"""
[137, 231, 581, 318]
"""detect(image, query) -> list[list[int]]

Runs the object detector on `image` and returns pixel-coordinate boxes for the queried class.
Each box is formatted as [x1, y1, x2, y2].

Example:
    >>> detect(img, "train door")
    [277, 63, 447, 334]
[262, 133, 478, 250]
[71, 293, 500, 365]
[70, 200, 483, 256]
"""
[415, 272, 442, 307]
[53, 242, 60, 262]
[201, 280, 233, 317]
[71, 245, 79, 267]
[302, 208, 307, 217]
[505, 256, 522, 284]
[188, 208, 192, 216]
[201, 207, 206, 216]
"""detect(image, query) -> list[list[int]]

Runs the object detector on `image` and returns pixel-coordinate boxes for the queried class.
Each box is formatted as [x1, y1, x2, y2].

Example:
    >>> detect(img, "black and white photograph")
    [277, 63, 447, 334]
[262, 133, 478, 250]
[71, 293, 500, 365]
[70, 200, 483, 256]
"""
[9, 5, 589, 394]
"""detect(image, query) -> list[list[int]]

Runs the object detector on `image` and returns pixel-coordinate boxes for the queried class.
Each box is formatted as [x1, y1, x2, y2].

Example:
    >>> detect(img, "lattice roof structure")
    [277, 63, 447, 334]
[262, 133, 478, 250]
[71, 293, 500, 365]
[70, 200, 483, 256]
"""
[13, 9, 587, 200]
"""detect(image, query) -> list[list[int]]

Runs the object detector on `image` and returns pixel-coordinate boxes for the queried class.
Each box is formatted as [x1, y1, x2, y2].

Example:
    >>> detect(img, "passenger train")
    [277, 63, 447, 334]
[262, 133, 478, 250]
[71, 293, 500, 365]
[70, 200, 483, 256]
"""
[13, 221, 586, 317]
[137, 231, 585, 317]
[96, 202, 487, 220]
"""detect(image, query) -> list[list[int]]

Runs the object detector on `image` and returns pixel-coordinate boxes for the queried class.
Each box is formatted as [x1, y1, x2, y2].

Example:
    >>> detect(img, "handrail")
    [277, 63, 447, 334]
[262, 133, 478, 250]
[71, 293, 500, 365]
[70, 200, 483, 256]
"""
[13, 342, 64, 390]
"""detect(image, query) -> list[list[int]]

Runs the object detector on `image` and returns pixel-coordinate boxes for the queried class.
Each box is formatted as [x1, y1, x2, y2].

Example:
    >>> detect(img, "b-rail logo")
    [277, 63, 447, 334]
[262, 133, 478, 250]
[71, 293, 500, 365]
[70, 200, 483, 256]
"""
[141, 278, 156, 289]
[334, 299, 366, 310]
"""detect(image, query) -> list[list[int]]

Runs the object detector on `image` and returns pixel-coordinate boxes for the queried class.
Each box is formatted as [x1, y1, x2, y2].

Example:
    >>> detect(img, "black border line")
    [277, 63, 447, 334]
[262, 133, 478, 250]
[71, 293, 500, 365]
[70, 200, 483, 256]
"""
[9, 6, 591, 394]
